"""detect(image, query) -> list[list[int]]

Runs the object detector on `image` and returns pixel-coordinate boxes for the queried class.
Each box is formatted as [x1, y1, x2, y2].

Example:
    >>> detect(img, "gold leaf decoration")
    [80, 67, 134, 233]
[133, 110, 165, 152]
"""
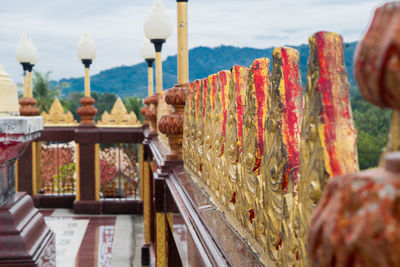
[97, 97, 142, 127]
[41, 98, 77, 126]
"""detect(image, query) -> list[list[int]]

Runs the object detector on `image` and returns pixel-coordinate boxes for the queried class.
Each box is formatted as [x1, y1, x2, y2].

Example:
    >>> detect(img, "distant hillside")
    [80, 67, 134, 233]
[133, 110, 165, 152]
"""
[56, 42, 358, 97]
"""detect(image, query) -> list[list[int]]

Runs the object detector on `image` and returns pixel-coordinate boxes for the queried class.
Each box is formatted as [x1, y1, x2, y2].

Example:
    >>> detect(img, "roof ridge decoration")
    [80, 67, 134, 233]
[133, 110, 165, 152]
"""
[41, 98, 77, 126]
[98, 97, 142, 127]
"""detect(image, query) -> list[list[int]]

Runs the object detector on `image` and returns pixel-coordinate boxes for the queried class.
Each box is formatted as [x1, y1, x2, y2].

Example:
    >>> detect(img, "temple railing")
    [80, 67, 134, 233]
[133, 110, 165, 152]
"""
[178, 31, 359, 266]
[17, 97, 145, 214]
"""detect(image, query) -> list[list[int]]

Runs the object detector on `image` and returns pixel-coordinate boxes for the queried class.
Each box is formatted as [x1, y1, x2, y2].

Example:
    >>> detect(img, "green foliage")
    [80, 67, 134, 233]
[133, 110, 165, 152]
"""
[54, 162, 76, 194]
[92, 92, 117, 121]
[60, 92, 83, 120]
[33, 71, 69, 112]
[124, 97, 144, 122]
[350, 87, 392, 170]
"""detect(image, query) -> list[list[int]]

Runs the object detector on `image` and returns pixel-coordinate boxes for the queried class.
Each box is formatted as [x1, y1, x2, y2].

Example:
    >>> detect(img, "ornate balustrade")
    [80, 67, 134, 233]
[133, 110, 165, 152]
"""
[17, 97, 145, 214]
[177, 31, 359, 266]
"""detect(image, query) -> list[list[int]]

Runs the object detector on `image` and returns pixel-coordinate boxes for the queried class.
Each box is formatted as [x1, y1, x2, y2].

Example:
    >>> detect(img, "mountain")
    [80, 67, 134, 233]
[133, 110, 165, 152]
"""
[56, 42, 358, 98]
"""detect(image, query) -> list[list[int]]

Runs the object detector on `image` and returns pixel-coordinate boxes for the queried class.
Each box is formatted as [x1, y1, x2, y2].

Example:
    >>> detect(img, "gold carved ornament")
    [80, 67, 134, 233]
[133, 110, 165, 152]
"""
[193, 79, 205, 178]
[188, 80, 201, 176]
[202, 74, 217, 189]
[97, 97, 142, 127]
[224, 66, 241, 216]
[212, 70, 230, 205]
[182, 82, 194, 169]
[268, 47, 303, 266]
[297, 32, 358, 266]
[41, 98, 77, 126]
[241, 58, 270, 249]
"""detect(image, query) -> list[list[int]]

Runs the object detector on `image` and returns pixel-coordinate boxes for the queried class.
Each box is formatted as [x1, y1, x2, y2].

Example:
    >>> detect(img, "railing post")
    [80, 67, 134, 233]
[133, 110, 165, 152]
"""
[73, 128, 102, 214]
[310, 4, 400, 265]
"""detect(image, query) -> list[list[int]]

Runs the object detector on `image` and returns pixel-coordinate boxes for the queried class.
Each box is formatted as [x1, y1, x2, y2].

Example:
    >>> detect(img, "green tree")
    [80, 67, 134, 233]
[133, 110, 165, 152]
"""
[33, 71, 69, 112]
[350, 87, 392, 170]
[92, 92, 117, 121]
[60, 91, 83, 120]
[124, 96, 144, 122]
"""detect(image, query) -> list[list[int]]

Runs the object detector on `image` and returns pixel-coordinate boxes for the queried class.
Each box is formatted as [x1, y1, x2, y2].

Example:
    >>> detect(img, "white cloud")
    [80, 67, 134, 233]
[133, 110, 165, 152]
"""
[0, 0, 386, 85]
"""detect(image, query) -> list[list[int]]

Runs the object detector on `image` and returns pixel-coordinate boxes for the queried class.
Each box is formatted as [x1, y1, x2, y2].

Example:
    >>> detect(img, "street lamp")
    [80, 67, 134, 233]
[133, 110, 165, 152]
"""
[15, 35, 39, 116]
[144, 0, 172, 94]
[77, 32, 96, 97]
[15, 35, 33, 99]
[76, 32, 97, 125]
[27, 38, 39, 98]
[141, 39, 156, 97]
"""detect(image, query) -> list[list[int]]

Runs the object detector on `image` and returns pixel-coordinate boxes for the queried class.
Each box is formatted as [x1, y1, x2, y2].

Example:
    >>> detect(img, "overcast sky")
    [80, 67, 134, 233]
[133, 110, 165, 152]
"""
[0, 0, 387, 84]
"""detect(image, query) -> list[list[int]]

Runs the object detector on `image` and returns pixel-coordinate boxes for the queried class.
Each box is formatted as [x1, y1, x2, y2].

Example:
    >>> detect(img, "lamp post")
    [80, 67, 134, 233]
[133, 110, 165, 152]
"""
[15, 35, 39, 116]
[141, 39, 156, 129]
[157, 0, 189, 160]
[27, 38, 39, 99]
[177, 0, 188, 84]
[144, 0, 172, 94]
[76, 32, 98, 126]
[141, 39, 156, 97]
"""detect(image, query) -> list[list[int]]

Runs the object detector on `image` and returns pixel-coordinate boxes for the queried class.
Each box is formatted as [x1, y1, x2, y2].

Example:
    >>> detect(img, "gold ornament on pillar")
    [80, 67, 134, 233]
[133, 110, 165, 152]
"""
[76, 33, 98, 126]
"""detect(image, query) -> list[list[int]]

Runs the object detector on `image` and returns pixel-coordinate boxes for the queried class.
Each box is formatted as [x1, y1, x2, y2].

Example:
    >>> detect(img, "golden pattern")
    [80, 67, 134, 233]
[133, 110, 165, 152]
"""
[182, 32, 357, 266]
[97, 97, 141, 127]
[41, 98, 77, 126]
[144, 161, 151, 244]
[156, 212, 167, 267]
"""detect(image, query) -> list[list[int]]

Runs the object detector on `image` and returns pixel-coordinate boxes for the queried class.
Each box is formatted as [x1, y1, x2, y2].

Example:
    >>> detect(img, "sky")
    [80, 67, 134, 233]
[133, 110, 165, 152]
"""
[0, 0, 388, 85]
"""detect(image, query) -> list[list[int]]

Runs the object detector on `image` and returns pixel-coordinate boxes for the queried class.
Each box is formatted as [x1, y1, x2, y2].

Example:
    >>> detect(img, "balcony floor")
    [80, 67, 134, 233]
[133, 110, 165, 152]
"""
[39, 209, 144, 267]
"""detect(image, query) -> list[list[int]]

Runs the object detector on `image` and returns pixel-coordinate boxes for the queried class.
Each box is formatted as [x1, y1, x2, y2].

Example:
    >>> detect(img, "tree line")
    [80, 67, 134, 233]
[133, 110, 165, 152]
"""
[29, 71, 144, 122]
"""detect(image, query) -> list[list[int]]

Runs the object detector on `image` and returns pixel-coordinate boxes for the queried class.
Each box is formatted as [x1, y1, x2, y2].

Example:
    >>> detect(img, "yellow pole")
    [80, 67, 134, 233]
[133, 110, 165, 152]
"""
[23, 72, 28, 97]
[144, 161, 151, 244]
[177, 1, 189, 84]
[28, 71, 33, 98]
[148, 66, 154, 97]
[155, 52, 162, 94]
[32, 142, 37, 195]
[84, 67, 90, 97]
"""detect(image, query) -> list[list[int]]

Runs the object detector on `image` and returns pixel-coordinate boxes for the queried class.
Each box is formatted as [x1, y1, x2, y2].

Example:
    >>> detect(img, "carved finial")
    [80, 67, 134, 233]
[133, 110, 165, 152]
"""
[97, 97, 141, 127]
[0, 63, 19, 116]
[41, 98, 77, 126]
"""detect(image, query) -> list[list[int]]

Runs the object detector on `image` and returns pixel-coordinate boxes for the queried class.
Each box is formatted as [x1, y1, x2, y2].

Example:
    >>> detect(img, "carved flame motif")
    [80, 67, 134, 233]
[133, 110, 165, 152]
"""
[263, 47, 303, 264]
[189, 80, 201, 175]
[183, 82, 194, 169]
[298, 32, 358, 265]
[224, 66, 248, 216]
[98, 98, 141, 127]
[213, 70, 231, 204]
[240, 59, 268, 237]
[194, 79, 206, 177]
[41, 98, 77, 126]
[202, 74, 217, 190]
[180, 32, 357, 267]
